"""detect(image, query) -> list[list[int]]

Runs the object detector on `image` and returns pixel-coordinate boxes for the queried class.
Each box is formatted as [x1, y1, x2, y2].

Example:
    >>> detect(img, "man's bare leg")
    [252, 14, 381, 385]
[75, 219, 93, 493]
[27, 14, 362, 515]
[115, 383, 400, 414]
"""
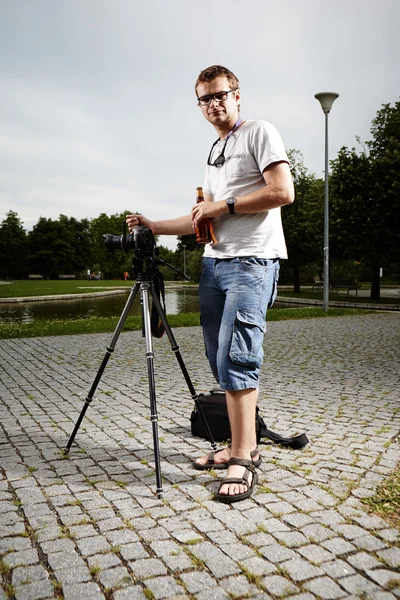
[218, 388, 258, 497]
[194, 388, 260, 469]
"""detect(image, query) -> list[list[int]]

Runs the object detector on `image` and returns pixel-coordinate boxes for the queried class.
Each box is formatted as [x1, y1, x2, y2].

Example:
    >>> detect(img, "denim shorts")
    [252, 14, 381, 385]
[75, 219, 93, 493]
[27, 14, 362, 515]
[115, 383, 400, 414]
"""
[199, 256, 279, 391]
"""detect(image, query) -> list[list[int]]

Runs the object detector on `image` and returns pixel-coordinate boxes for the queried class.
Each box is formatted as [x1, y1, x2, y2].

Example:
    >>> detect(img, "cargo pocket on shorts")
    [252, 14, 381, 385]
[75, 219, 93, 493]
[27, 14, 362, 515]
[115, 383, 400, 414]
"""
[229, 310, 266, 368]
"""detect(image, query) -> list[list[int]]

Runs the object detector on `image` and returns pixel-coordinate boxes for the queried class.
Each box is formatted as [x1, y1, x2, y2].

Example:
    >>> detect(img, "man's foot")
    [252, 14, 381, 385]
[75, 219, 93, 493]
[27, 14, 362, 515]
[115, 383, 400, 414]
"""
[192, 447, 230, 470]
[216, 458, 257, 503]
[192, 447, 261, 470]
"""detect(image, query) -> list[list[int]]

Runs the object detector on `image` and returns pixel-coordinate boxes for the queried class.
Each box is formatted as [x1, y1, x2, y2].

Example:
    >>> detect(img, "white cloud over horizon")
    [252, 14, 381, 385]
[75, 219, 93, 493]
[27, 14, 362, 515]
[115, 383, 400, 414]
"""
[1, 0, 399, 250]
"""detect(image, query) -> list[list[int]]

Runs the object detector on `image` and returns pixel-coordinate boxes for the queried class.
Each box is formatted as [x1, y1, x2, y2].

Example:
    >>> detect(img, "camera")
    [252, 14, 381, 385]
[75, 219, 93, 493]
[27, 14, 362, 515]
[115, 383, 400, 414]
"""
[104, 226, 156, 257]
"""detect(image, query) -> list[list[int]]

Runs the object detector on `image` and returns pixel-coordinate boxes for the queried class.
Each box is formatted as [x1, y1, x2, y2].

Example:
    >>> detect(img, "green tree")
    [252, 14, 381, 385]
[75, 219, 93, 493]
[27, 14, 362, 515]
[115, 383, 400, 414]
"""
[282, 150, 324, 291]
[27, 215, 92, 278]
[89, 212, 131, 279]
[28, 217, 62, 278]
[176, 234, 204, 282]
[0, 211, 28, 278]
[330, 99, 400, 300]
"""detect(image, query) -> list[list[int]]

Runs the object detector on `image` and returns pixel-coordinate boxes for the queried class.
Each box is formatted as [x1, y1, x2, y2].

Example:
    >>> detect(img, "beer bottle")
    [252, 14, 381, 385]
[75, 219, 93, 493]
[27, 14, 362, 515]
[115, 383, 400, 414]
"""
[195, 187, 217, 244]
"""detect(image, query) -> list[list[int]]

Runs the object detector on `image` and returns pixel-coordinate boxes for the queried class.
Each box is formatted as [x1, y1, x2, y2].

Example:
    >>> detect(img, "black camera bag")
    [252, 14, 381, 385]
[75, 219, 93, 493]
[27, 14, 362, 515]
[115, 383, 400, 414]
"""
[190, 389, 308, 450]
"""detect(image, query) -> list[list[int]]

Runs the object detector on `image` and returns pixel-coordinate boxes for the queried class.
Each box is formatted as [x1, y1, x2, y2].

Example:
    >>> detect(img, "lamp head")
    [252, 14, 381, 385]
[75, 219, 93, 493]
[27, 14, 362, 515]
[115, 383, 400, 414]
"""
[315, 92, 339, 114]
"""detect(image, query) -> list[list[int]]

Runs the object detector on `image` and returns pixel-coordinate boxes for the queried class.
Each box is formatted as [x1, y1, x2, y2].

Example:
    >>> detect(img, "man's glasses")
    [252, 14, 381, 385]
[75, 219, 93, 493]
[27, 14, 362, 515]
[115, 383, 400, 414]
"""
[197, 89, 237, 106]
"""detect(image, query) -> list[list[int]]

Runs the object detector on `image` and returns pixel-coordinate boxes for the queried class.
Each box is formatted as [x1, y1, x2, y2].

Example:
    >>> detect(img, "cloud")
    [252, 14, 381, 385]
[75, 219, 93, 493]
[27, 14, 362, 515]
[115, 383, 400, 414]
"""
[0, 0, 399, 250]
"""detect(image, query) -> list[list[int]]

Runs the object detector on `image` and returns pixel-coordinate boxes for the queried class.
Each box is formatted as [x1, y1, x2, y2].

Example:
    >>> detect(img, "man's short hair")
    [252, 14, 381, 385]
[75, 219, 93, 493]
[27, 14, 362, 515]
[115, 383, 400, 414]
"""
[195, 65, 240, 95]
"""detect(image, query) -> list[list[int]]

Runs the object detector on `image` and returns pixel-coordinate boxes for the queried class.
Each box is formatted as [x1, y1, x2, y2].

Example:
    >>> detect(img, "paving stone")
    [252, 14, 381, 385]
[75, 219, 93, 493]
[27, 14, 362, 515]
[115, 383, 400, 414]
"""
[355, 533, 389, 551]
[239, 555, 276, 576]
[144, 575, 186, 599]
[0, 537, 33, 553]
[339, 573, 382, 596]
[297, 544, 335, 565]
[180, 571, 217, 594]
[120, 542, 149, 561]
[377, 547, 400, 569]
[272, 531, 309, 548]
[105, 528, 139, 546]
[75, 535, 111, 556]
[162, 552, 193, 572]
[321, 537, 356, 556]
[282, 512, 315, 528]
[347, 551, 384, 570]
[301, 523, 335, 542]
[220, 574, 260, 596]
[129, 558, 167, 578]
[13, 579, 54, 600]
[3, 549, 39, 569]
[245, 532, 275, 547]
[11, 565, 49, 586]
[62, 581, 105, 599]
[261, 574, 300, 597]
[289, 594, 317, 600]
[188, 541, 240, 578]
[378, 528, 400, 543]
[68, 524, 98, 539]
[366, 569, 400, 589]
[149, 540, 181, 558]
[113, 586, 146, 600]
[280, 557, 324, 581]
[320, 559, 355, 579]
[259, 542, 298, 563]
[41, 538, 76, 554]
[53, 566, 92, 584]
[87, 552, 122, 570]
[303, 576, 346, 599]
[47, 550, 86, 571]
[98, 565, 132, 589]
[195, 587, 230, 600]
[139, 526, 171, 542]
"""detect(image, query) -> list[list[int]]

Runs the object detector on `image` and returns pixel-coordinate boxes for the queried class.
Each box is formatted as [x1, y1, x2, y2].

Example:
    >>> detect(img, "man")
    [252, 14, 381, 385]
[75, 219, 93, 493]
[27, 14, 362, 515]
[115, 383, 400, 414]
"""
[126, 65, 294, 503]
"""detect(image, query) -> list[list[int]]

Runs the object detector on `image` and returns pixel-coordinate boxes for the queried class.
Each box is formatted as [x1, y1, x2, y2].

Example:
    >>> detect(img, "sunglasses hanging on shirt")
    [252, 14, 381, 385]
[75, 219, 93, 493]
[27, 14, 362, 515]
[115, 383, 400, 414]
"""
[207, 118, 243, 168]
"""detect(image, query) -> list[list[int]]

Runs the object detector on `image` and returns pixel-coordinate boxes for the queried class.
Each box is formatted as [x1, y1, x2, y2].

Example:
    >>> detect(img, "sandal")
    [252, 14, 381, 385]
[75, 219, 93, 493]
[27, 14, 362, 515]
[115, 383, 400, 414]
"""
[216, 457, 258, 504]
[192, 447, 262, 471]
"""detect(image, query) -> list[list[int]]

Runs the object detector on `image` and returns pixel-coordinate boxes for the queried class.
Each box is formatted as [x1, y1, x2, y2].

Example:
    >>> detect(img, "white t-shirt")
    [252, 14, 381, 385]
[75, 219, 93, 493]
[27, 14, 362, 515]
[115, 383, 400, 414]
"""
[202, 119, 289, 259]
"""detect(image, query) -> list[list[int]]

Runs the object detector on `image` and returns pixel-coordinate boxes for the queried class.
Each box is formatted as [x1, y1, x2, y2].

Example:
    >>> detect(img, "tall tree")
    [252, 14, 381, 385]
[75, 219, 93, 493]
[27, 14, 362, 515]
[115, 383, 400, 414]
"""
[89, 212, 134, 279]
[330, 99, 400, 300]
[282, 150, 324, 291]
[0, 211, 28, 278]
[28, 217, 62, 278]
[28, 215, 93, 278]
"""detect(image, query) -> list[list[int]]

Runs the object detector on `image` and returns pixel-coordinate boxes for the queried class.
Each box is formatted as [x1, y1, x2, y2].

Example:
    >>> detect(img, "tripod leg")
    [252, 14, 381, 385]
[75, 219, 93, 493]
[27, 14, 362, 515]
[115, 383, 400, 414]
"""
[150, 283, 217, 451]
[65, 282, 141, 453]
[141, 283, 163, 498]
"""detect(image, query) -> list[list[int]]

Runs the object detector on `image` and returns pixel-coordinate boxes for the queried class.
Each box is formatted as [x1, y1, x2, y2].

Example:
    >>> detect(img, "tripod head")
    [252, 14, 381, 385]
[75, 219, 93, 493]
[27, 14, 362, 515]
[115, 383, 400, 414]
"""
[104, 222, 190, 283]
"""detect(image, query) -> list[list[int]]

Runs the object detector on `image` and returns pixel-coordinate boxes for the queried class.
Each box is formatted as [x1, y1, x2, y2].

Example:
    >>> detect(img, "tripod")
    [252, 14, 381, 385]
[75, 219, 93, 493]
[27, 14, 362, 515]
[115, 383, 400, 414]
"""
[65, 253, 217, 498]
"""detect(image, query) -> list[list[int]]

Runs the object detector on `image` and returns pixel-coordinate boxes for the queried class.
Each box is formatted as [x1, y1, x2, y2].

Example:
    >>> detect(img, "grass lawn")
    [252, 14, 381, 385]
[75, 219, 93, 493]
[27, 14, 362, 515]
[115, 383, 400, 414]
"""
[0, 307, 374, 340]
[0, 279, 132, 298]
[278, 289, 400, 306]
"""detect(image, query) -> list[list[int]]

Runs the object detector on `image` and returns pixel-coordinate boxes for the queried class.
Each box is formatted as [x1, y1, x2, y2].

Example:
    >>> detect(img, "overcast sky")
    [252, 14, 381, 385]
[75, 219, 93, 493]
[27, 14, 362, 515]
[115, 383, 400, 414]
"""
[1, 0, 399, 250]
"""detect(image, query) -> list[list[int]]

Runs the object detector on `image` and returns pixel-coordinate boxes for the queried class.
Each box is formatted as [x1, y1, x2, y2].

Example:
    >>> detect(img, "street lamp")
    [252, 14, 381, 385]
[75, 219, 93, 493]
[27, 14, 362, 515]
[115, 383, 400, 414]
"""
[314, 92, 339, 312]
[183, 244, 186, 277]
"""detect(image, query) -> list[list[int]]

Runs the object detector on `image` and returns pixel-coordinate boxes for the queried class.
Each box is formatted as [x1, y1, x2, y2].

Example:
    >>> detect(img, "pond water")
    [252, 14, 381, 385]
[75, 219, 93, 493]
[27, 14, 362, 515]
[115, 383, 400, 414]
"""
[0, 288, 201, 324]
[0, 287, 292, 324]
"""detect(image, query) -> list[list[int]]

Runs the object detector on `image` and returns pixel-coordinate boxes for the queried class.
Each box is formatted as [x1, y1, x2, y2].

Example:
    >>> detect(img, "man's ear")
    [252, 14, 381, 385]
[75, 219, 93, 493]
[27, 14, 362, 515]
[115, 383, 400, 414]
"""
[235, 89, 241, 106]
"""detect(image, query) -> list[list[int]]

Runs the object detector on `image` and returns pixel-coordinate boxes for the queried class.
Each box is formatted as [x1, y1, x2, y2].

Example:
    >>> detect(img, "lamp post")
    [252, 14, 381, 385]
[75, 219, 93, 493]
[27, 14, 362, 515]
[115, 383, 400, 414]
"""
[314, 92, 339, 312]
[183, 244, 186, 277]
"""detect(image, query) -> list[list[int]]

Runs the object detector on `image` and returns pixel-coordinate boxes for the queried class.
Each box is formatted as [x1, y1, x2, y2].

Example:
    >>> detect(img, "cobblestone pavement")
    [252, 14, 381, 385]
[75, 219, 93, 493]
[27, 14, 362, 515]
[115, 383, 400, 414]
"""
[1, 313, 399, 600]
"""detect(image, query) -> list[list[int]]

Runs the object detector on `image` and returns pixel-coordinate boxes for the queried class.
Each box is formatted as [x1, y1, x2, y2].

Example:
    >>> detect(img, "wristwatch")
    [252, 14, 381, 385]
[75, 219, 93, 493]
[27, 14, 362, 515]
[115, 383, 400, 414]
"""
[226, 197, 237, 214]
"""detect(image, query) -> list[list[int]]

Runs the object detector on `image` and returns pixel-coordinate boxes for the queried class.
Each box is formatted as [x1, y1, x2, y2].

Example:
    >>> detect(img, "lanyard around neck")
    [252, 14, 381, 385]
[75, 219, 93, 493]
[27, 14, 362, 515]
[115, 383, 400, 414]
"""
[207, 118, 244, 168]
